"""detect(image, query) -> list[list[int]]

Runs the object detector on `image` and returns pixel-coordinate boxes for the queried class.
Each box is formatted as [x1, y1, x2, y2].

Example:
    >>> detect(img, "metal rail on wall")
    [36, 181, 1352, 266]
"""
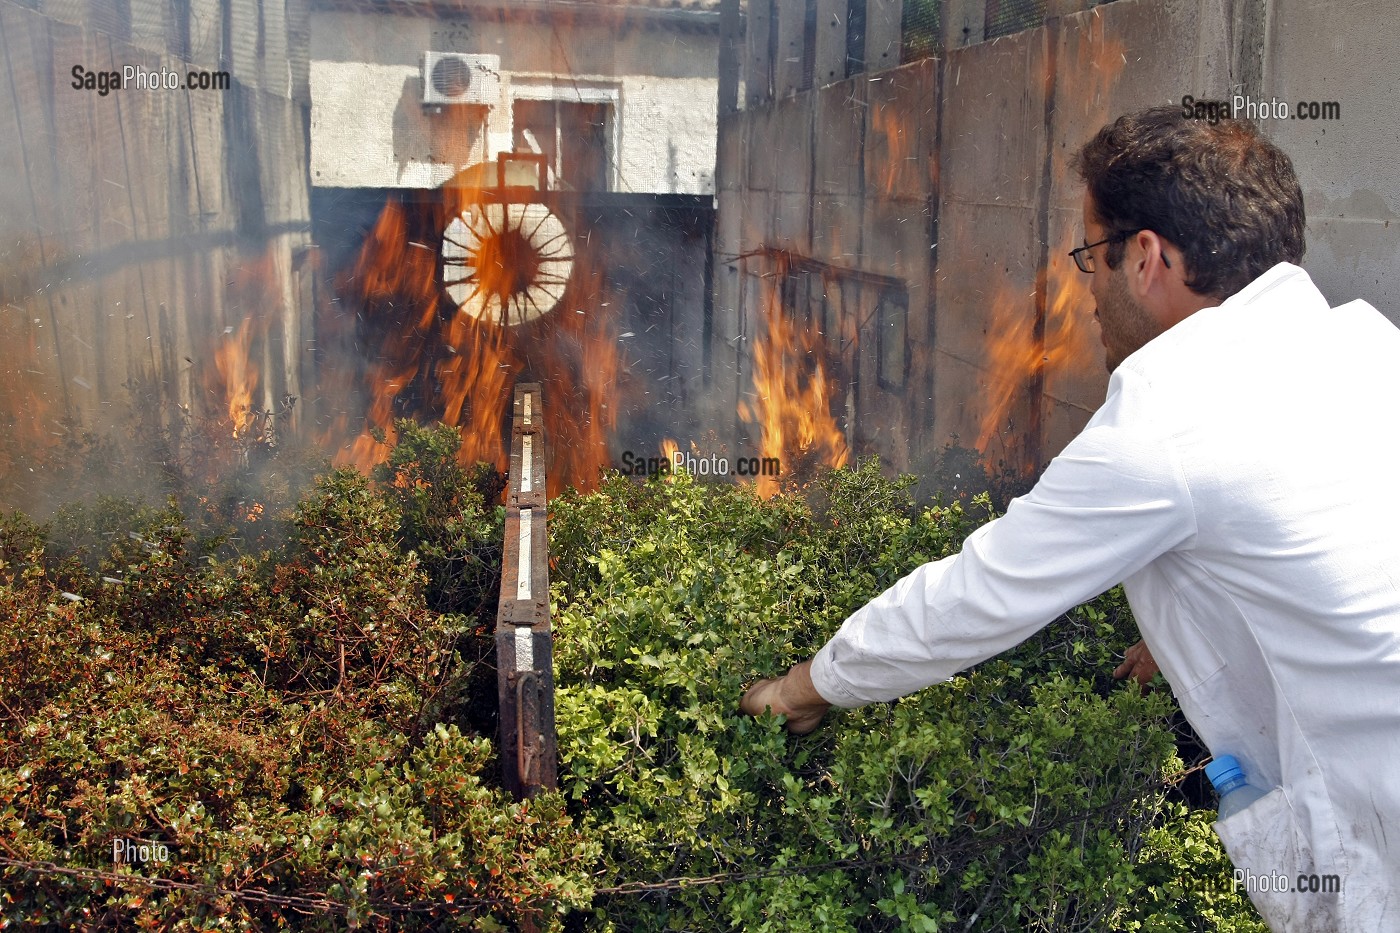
[496, 383, 558, 799]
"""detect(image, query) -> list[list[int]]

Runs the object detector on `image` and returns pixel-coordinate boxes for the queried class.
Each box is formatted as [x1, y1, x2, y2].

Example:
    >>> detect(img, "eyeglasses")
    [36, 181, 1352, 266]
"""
[1068, 230, 1172, 273]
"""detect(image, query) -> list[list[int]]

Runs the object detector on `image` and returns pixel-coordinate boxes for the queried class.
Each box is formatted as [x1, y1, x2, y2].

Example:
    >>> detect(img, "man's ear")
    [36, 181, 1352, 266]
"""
[1124, 229, 1171, 301]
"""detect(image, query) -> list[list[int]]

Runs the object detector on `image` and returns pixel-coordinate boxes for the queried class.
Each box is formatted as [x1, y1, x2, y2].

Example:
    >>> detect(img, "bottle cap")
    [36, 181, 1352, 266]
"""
[1205, 755, 1245, 790]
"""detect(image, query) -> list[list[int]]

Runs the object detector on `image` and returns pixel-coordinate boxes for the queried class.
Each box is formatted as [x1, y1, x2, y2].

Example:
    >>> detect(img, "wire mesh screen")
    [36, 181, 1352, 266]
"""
[985, 0, 1047, 39]
[900, 0, 941, 63]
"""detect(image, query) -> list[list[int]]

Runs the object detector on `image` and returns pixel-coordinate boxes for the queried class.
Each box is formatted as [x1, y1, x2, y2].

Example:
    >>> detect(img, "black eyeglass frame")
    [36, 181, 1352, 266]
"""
[1069, 229, 1172, 274]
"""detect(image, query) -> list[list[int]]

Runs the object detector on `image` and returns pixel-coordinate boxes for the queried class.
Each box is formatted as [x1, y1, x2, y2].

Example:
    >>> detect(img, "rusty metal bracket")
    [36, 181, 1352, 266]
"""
[515, 670, 539, 787]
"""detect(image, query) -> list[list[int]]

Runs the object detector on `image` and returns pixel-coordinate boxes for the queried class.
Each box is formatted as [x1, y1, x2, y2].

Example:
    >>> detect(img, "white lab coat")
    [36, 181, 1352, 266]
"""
[809, 263, 1400, 931]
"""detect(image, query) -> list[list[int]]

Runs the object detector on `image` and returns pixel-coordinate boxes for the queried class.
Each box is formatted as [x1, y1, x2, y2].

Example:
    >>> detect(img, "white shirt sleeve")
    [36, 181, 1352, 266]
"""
[809, 369, 1198, 708]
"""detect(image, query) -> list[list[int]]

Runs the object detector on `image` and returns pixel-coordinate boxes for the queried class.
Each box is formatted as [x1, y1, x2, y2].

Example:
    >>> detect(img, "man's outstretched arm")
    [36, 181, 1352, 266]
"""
[739, 370, 1196, 731]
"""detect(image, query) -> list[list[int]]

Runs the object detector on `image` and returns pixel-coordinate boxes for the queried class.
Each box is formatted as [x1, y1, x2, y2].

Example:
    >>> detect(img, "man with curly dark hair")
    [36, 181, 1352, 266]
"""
[743, 106, 1400, 931]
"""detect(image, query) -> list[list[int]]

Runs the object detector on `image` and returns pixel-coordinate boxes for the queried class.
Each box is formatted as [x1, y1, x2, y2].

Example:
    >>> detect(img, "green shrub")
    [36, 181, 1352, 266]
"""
[550, 463, 1264, 931]
[0, 443, 1263, 931]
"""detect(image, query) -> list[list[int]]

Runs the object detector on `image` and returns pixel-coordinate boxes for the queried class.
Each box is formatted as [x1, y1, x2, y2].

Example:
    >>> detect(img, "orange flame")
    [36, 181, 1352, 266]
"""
[540, 256, 619, 496]
[203, 247, 289, 449]
[974, 252, 1098, 471]
[739, 262, 850, 497]
[869, 97, 925, 200]
[328, 173, 618, 497]
[215, 317, 260, 437]
[436, 308, 515, 471]
[975, 21, 1126, 473]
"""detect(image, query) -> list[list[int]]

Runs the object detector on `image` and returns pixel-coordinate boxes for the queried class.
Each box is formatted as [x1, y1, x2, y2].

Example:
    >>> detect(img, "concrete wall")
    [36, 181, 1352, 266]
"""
[716, 0, 1400, 488]
[712, 62, 938, 474]
[309, 8, 722, 194]
[1260, 0, 1400, 311]
[0, 0, 314, 502]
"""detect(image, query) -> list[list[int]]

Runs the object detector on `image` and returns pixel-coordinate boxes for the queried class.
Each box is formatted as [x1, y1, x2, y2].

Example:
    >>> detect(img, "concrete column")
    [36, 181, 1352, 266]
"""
[1045, 0, 1093, 16]
[775, 0, 806, 97]
[865, 0, 902, 73]
[942, 0, 985, 49]
[719, 0, 743, 114]
[814, 0, 847, 87]
[746, 0, 773, 107]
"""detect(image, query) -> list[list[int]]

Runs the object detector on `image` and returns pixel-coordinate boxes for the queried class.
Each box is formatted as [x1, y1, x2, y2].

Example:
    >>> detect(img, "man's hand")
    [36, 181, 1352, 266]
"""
[1113, 639, 1160, 693]
[741, 660, 832, 735]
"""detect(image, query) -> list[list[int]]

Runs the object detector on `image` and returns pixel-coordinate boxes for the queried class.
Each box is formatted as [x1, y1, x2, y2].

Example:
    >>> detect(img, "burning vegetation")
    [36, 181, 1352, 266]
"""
[739, 256, 851, 497]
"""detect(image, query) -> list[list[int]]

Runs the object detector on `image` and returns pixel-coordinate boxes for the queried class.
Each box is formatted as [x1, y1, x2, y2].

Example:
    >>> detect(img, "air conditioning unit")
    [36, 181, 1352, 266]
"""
[422, 52, 502, 107]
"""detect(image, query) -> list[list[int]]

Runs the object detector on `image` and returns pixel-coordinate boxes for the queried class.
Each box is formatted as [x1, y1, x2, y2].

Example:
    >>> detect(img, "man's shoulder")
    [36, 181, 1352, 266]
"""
[1122, 264, 1392, 381]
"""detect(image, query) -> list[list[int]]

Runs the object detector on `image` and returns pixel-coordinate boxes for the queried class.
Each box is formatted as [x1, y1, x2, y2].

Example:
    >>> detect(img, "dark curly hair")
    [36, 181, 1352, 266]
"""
[1074, 106, 1305, 299]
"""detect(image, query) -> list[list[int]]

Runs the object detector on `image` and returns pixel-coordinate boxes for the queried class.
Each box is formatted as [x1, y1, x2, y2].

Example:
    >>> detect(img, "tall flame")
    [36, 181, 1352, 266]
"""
[215, 317, 260, 437]
[540, 251, 619, 495]
[436, 307, 515, 471]
[975, 253, 1098, 472]
[739, 261, 850, 497]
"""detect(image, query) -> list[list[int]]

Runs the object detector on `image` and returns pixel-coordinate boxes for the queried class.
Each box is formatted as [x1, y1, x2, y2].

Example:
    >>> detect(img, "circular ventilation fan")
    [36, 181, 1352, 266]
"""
[442, 202, 573, 326]
[430, 56, 472, 97]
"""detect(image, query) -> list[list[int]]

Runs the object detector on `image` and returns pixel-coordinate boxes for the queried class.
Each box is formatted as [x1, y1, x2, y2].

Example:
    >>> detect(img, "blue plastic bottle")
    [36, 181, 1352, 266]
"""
[1206, 754, 1269, 819]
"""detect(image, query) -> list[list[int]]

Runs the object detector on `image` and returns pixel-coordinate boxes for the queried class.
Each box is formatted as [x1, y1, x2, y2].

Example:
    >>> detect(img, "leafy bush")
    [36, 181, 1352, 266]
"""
[549, 463, 1265, 931]
[0, 426, 594, 930]
[0, 440, 1263, 931]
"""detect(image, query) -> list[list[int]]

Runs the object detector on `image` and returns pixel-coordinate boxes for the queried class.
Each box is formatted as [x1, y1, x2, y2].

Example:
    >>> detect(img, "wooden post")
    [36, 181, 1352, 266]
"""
[496, 383, 558, 799]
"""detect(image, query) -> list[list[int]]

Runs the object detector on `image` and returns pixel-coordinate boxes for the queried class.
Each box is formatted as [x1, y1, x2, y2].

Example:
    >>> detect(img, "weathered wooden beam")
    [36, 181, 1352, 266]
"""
[495, 383, 557, 799]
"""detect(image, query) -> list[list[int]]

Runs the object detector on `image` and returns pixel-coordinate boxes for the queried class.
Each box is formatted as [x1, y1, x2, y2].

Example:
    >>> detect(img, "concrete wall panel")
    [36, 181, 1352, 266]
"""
[930, 351, 992, 454]
[760, 92, 815, 194]
[718, 0, 1400, 487]
[813, 79, 864, 196]
[865, 59, 938, 203]
[933, 200, 1040, 364]
[814, 0, 846, 87]
[861, 197, 931, 284]
[1263, 0, 1400, 314]
[941, 29, 1046, 207]
[716, 110, 745, 192]
[864, 0, 902, 73]
[811, 195, 864, 263]
[1051, 0, 1230, 212]
[0, 0, 312, 494]
[769, 191, 813, 254]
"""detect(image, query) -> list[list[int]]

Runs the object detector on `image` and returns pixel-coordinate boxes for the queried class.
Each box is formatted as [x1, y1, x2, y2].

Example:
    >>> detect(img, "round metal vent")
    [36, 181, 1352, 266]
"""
[441, 202, 573, 326]
[430, 56, 472, 97]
